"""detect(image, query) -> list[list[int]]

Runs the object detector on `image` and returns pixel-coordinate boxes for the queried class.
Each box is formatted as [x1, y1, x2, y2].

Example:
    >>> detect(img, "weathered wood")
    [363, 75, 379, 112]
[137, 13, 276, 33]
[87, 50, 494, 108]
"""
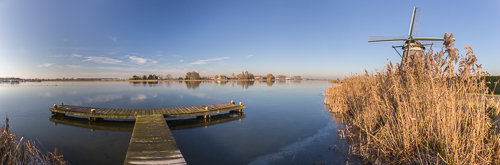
[124, 114, 186, 165]
[49, 102, 245, 120]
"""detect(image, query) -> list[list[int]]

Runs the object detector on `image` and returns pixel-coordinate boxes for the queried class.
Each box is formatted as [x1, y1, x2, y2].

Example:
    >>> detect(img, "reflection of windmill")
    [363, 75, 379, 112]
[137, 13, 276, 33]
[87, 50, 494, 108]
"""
[369, 7, 447, 62]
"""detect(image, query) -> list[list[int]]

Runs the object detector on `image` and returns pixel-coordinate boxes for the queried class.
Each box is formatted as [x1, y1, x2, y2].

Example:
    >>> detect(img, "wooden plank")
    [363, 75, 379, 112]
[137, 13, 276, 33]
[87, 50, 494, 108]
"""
[124, 114, 186, 165]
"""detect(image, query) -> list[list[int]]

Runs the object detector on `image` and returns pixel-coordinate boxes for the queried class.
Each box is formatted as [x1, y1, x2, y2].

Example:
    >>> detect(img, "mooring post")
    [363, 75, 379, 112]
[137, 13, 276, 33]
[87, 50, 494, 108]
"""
[89, 109, 96, 121]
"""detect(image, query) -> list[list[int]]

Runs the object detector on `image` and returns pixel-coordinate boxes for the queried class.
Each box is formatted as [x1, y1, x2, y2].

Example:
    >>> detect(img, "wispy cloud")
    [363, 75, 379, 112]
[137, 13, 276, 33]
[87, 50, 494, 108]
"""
[109, 36, 119, 42]
[82, 56, 122, 64]
[180, 60, 184, 62]
[38, 63, 54, 67]
[189, 57, 230, 65]
[71, 54, 82, 58]
[108, 52, 116, 55]
[127, 55, 157, 64]
[67, 65, 82, 69]
[246, 55, 254, 58]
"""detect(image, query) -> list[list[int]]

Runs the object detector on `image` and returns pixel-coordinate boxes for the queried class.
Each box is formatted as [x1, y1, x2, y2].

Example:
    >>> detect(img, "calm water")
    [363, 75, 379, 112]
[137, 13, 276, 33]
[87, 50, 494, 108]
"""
[0, 81, 359, 165]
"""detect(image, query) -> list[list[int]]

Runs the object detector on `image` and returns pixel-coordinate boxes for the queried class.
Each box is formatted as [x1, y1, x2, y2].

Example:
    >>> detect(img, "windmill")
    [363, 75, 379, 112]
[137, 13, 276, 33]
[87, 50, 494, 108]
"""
[368, 7, 446, 62]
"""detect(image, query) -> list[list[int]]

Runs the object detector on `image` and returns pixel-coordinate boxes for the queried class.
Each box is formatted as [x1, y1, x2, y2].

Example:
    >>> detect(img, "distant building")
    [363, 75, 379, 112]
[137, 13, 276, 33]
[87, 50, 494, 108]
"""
[276, 75, 286, 80]
[254, 76, 263, 80]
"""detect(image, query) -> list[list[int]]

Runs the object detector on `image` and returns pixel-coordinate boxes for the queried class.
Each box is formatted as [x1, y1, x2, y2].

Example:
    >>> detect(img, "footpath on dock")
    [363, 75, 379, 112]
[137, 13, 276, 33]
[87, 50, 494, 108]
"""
[49, 101, 246, 165]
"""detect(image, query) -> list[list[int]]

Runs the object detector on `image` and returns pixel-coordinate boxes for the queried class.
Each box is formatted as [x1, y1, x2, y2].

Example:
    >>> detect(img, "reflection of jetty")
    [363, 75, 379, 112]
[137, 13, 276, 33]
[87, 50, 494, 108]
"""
[49, 101, 246, 165]
[49, 111, 246, 132]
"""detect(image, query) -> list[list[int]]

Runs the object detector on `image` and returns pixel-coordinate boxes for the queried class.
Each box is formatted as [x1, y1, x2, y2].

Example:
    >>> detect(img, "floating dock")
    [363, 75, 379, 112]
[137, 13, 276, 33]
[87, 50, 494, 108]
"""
[49, 101, 246, 165]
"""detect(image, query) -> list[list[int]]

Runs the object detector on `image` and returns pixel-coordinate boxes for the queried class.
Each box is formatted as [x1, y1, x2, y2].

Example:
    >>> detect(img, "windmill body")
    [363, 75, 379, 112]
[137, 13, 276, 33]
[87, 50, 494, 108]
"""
[369, 7, 446, 61]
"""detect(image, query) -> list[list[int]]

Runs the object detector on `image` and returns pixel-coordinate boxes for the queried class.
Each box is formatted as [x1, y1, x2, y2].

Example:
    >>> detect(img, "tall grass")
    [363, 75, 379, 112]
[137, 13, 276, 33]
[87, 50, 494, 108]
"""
[1, 117, 67, 165]
[325, 33, 500, 164]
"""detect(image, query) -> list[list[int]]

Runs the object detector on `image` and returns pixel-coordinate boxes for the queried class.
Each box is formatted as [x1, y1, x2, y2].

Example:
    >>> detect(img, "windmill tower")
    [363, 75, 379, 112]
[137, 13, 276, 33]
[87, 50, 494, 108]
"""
[368, 7, 447, 62]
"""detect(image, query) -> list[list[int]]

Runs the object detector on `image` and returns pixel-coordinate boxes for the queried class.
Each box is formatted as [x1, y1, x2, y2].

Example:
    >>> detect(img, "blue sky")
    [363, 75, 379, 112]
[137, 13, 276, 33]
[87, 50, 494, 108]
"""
[0, 0, 499, 79]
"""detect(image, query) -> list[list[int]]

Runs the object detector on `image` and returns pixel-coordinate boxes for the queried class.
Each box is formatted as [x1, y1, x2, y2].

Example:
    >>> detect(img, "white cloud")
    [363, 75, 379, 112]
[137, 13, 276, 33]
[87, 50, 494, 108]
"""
[189, 57, 230, 65]
[71, 54, 82, 58]
[110, 36, 118, 42]
[246, 55, 254, 58]
[67, 65, 82, 69]
[127, 55, 157, 64]
[38, 63, 54, 67]
[82, 56, 122, 64]
[108, 52, 116, 55]
[180, 60, 184, 62]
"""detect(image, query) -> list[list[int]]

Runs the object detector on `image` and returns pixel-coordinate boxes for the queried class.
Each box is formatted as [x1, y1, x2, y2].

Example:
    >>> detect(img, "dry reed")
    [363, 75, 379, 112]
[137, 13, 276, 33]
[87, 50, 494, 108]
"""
[0, 117, 67, 165]
[325, 33, 500, 164]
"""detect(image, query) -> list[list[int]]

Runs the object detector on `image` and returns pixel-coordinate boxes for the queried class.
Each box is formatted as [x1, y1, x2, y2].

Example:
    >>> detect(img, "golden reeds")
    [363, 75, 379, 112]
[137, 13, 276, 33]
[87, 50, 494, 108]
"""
[0, 117, 67, 165]
[325, 33, 500, 164]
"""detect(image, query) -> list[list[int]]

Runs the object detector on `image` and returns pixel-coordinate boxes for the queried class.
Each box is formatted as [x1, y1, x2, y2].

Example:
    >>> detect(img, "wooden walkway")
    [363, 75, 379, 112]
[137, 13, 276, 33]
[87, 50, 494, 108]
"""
[124, 114, 186, 165]
[50, 102, 245, 120]
[49, 111, 246, 132]
[49, 101, 246, 165]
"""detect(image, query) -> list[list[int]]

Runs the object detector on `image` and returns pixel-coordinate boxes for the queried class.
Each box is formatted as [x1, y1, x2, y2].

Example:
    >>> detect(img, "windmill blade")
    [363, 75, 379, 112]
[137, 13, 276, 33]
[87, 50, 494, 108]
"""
[414, 37, 444, 41]
[411, 7, 422, 37]
[408, 7, 421, 37]
[368, 36, 407, 43]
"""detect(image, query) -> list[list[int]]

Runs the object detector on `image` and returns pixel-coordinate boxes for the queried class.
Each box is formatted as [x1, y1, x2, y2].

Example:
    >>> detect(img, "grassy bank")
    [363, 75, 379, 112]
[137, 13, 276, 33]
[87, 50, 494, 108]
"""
[1, 117, 67, 165]
[325, 33, 500, 164]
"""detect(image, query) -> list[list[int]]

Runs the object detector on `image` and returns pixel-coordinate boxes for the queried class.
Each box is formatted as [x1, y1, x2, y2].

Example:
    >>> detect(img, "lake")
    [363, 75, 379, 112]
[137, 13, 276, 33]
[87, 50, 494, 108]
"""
[0, 80, 359, 165]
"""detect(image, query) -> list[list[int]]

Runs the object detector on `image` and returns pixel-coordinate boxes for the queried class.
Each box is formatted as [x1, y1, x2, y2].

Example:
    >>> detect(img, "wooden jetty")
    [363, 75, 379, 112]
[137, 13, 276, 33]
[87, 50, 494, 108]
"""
[49, 111, 246, 132]
[50, 101, 245, 121]
[124, 114, 186, 164]
[49, 101, 246, 165]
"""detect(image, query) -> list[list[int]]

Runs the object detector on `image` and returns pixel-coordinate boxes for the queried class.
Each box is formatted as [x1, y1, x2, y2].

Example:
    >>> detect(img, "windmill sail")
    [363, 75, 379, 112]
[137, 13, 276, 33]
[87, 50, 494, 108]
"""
[368, 36, 406, 43]
[408, 7, 421, 37]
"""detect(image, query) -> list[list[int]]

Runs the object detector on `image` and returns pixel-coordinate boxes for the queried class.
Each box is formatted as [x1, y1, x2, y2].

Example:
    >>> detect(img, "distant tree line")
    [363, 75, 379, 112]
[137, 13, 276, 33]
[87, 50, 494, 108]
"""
[130, 71, 278, 81]
[130, 74, 172, 80]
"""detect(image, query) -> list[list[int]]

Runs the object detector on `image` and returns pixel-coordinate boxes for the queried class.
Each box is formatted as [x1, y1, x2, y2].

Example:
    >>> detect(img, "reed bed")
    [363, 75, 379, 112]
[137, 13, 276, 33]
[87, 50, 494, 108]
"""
[1, 117, 67, 165]
[325, 33, 500, 164]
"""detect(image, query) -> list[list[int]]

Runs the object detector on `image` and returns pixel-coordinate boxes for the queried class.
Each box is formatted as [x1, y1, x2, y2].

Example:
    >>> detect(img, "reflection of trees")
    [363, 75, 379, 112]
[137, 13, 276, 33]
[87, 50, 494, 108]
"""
[266, 80, 275, 87]
[185, 81, 201, 89]
[237, 81, 254, 89]
[216, 81, 229, 85]
[291, 80, 301, 84]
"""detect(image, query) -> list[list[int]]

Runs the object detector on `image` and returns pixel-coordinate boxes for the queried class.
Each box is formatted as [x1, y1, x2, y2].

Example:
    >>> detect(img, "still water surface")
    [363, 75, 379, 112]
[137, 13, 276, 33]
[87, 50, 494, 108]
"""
[0, 81, 359, 165]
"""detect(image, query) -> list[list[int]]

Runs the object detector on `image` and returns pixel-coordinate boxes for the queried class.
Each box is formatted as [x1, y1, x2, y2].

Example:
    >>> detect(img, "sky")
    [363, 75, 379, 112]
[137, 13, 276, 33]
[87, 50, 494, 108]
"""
[0, 0, 499, 79]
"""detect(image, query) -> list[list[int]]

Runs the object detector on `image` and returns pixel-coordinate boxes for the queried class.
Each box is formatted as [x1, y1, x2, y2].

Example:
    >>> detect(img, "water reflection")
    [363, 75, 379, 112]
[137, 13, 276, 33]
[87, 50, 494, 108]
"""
[49, 111, 246, 132]
[266, 80, 274, 87]
[185, 81, 201, 89]
[237, 81, 254, 89]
